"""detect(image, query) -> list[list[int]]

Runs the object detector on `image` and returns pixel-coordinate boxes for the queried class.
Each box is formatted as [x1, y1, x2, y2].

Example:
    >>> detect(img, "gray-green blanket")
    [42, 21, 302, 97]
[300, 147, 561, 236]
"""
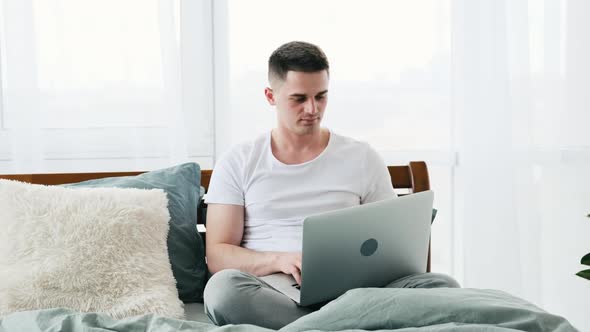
[0, 288, 578, 332]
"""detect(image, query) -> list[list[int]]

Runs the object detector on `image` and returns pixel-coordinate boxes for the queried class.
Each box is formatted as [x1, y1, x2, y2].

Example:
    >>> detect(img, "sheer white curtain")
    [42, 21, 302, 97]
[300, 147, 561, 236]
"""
[0, 0, 214, 174]
[452, 0, 590, 329]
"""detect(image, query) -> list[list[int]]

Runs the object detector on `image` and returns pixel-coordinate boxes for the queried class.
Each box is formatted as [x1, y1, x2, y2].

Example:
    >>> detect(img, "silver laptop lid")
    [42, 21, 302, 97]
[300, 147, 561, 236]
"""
[299, 190, 433, 306]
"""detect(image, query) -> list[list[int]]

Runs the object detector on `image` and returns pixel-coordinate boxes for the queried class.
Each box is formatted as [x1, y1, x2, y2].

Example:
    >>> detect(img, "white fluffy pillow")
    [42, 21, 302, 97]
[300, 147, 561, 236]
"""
[0, 180, 184, 319]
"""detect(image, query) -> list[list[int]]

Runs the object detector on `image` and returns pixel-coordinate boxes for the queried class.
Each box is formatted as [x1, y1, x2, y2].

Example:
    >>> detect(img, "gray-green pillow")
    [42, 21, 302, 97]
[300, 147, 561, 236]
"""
[66, 162, 207, 303]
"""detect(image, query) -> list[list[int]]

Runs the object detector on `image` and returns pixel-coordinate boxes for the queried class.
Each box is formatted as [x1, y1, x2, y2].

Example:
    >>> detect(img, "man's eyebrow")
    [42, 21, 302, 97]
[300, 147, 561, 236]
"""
[289, 90, 329, 98]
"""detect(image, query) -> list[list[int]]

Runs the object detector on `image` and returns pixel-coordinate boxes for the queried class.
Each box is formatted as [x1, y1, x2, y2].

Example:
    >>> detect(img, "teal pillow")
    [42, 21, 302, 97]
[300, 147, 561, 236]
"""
[66, 163, 207, 303]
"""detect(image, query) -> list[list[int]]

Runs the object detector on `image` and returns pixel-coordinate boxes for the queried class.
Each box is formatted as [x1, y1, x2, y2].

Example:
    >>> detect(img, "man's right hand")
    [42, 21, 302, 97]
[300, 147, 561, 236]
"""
[276, 252, 302, 285]
[207, 204, 304, 282]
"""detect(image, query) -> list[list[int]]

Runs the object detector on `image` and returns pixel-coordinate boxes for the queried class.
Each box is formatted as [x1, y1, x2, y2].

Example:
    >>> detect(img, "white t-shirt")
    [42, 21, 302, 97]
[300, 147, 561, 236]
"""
[205, 130, 396, 252]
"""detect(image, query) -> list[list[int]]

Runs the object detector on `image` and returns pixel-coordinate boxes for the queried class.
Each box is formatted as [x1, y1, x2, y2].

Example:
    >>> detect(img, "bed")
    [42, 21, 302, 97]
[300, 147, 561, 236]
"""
[0, 162, 578, 331]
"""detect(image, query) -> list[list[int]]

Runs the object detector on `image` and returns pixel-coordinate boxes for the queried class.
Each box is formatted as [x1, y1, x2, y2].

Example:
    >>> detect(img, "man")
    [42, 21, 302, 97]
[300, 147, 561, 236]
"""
[203, 41, 459, 329]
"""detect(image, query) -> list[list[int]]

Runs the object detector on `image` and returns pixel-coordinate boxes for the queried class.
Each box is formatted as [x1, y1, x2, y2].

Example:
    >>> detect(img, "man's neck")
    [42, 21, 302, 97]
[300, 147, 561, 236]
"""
[272, 127, 326, 150]
[271, 128, 330, 165]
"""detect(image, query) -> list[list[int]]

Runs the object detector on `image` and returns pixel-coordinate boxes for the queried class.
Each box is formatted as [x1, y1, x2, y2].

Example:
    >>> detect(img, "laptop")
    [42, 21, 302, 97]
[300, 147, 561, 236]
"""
[260, 190, 434, 307]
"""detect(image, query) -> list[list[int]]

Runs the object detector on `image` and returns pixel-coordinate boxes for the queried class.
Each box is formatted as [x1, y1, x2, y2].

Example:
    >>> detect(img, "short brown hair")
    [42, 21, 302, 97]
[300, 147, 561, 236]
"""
[268, 41, 330, 85]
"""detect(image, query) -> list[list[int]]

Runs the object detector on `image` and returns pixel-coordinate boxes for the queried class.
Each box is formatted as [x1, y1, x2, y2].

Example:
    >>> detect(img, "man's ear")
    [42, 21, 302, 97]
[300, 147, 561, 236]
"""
[264, 87, 276, 106]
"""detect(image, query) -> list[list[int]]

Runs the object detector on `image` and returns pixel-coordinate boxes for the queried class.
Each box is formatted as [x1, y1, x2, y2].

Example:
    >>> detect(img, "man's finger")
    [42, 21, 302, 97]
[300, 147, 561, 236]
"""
[295, 253, 302, 270]
[292, 270, 302, 285]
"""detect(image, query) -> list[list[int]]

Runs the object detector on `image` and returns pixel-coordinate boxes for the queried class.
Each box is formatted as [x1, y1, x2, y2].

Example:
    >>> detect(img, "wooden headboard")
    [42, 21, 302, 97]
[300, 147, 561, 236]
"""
[0, 161, 432, 271]
[0, 162, 429, 193]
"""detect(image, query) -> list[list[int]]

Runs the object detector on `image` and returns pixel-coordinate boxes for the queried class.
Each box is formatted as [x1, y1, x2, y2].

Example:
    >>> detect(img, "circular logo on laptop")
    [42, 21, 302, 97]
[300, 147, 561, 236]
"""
[360, 238, 378, 256]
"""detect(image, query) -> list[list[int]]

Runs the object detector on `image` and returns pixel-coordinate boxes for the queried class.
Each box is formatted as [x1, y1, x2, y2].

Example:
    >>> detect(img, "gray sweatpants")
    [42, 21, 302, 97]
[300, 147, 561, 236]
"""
[203, 269, 460, 329]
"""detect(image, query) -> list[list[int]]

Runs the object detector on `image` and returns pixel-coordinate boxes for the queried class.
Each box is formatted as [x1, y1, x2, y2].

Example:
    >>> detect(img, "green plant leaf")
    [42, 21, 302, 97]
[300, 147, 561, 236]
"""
[576, 269, 590, 280]
[582, 253, 590, 266]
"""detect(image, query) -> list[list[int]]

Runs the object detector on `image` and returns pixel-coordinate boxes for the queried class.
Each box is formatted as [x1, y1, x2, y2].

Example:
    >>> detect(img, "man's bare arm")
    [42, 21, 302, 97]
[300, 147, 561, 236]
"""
[206, 203, 302, 283]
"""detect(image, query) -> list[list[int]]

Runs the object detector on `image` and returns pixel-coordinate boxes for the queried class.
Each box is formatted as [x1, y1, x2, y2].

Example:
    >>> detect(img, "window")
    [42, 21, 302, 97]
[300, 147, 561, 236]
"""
[0, 0, 214, 172]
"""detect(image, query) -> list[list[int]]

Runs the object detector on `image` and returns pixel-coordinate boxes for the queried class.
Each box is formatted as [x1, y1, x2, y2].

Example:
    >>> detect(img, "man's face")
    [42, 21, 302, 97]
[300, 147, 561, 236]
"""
[265, 70, 329, 136]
